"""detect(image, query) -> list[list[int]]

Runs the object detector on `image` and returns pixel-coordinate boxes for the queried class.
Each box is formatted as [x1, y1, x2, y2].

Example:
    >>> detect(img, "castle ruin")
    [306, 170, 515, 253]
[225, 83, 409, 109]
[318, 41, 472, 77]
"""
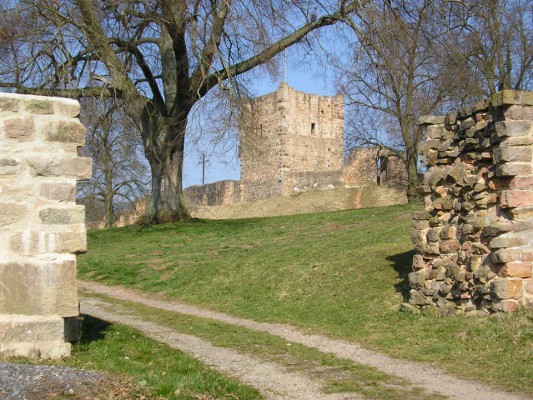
[239, 82, 345, 201]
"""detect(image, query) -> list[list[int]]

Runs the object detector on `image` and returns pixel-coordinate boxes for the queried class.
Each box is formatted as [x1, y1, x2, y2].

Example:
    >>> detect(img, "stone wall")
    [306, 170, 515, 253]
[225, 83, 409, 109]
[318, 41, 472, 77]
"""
[0, 93, 91, 358]
[344, 147, 408, 188]
[184, 180, 241, 206]
[240, 82, 344, 201]
[409, 90, 533, 315]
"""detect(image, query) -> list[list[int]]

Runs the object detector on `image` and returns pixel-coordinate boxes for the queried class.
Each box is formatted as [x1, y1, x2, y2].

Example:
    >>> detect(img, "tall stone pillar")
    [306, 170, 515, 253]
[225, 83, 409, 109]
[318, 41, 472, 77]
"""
[0, 93, 92, 358]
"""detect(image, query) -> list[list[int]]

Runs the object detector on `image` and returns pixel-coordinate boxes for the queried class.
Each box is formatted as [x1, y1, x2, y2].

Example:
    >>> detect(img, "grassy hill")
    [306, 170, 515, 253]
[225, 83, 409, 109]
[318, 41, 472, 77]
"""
[79, 204, 533, 393]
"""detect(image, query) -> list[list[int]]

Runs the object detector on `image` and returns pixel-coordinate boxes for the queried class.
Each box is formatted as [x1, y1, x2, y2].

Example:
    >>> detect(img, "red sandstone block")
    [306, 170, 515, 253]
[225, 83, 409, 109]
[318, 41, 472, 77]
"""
[440, 239, 460, 253]
[500, 190, 533, 208]
[509, 176, 533, 190]
[526, 280, 533, 295]
[520, 247, 533, 261]
[492, 248, 522, 263]
[493, 299, 520, 312]
[502, 262, 533, 278]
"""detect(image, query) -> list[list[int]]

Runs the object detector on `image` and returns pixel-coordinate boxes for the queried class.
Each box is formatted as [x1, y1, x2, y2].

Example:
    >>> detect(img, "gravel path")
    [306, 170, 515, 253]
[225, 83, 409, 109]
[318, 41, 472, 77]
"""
[79, 280, 533, 400]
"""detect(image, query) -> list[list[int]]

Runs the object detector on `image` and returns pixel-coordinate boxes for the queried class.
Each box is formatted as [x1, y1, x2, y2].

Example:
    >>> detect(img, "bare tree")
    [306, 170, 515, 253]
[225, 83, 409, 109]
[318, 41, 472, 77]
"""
[78, 99, 149, 228]
[444, 0, 532, 95]
[336, 1, 466, 201]
[0, 0, 369, 223]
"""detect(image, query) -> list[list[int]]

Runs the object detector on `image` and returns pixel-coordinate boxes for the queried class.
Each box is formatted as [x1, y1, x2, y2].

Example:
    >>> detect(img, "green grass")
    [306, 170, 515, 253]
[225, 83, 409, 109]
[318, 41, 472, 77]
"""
[43, 315, 262, 399]
[79, 204, 533, 393]
[83, 291, 444, 400]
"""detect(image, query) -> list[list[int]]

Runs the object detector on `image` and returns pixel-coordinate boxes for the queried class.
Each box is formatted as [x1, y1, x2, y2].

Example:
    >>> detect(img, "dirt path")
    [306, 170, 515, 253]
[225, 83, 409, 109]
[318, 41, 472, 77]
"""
[82, 297, 362, 400]
[79, 280, 532, 400]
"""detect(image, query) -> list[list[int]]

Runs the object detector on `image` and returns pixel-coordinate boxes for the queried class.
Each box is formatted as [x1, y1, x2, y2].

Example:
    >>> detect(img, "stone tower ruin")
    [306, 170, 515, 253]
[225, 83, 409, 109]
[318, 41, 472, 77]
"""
[240, 82, 344, 201]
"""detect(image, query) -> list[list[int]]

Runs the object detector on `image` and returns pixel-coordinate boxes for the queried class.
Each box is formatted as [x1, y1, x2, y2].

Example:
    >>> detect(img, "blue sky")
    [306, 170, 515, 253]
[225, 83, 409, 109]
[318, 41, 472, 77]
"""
[182, 62, 340, 189]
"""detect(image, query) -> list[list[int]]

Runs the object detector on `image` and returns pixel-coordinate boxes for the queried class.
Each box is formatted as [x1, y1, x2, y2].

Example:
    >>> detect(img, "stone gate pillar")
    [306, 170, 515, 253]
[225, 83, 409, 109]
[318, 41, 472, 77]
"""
[0, 93, 92, 358]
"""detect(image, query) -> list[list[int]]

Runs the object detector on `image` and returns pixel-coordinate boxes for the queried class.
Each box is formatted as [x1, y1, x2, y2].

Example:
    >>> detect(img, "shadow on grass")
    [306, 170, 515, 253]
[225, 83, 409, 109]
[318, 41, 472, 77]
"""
[78, 314, 112, 345]
[387, 250, 415, 302]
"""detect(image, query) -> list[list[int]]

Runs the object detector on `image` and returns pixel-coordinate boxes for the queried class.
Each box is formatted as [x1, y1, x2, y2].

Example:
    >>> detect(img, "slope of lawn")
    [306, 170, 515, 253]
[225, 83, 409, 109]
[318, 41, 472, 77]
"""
[79, 203, 533, 394]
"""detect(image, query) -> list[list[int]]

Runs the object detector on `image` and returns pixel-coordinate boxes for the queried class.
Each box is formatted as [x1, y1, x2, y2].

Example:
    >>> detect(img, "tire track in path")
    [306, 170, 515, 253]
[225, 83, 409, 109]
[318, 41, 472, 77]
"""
[79, 280, 532, 400]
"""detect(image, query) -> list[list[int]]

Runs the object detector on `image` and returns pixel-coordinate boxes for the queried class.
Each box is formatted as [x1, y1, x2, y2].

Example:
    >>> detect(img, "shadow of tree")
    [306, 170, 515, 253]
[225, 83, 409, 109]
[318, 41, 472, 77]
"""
[78, 314, 112, 345]
[387, 250, 414, 302]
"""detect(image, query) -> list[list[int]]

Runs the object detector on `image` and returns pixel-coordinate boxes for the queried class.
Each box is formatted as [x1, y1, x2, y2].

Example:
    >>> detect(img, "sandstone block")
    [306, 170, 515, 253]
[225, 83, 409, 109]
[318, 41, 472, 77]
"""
[509, 176, 533, 190]
[490, 279, 523, 300]
[0, 201, 28, 227]
[494, 120, 532, 138]
[39, 205, 85, 225]
[491, 90, 533, 107]
[3, 117, 35, 141]
[526, 280, 533, 294]
[496, 162, 532, 177]
[25, 99, 54, 115]
[409, 289, 430, 306]
[490, 234, 529, 249]
[493, 147, 532, 163]
[500, 190, 533, 208]
[53, 98, 80, 118]
[28, 156, 92, 179]
[419, 115, 445, 125]
[412, 254, 427, 270]
[0, 340, 71, 359]
[440, 239, 460, 253]
[42, 119, 86, 145]
[409, 270, 426, 288]
[501, 262, 532, 278]
[10, 225, 87, 255]
[492, 299, 520, 312]
[520, 247, 533, 261]
[500, 136, 533, 146]
[39, 182, 76, 202]
[0, 97, 19, 112]
[491, 248, 522, 264]
[0, 315, 64, 343]
[504, 105, 533, 121]
[0, 259, 78, 316]
[0, 158, 20, 176]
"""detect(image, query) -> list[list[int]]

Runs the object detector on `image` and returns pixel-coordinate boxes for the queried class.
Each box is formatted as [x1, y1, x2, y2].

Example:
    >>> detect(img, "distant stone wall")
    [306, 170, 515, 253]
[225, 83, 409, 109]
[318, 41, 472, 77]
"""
[184, 180, 241, 206]
[409, 90, 533, 315]
[0, 93, 91, 358]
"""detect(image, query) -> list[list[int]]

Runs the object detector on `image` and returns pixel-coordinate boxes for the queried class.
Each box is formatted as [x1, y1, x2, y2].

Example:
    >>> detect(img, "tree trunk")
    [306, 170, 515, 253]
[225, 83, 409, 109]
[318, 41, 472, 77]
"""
[144, 120, 190, 224]
[104, 167, 114, 228]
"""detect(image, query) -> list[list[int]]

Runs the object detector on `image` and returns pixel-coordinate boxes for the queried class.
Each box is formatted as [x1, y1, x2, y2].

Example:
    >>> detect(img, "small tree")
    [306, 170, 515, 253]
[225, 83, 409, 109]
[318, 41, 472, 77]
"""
[78, 99, 149, 228]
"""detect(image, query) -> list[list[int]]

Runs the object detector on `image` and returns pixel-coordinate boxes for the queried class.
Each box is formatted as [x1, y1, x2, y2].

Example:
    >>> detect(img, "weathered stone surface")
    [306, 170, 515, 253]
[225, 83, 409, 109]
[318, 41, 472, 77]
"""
[0, 97, 19, 112]
[501, 262, 533, 278]
[39, 182, 76, 202]
[0, 201, 28, 227]
[3, 117, 35, 141]
[0, 315, 64, 343]
[492, 299, 520, 312]
[494, 120, 532, 138]
[491, 90, 533, 107]
[493, 147, 532, 163]
[412, 254, 427, 270]
[42, 119, 86, 145]
[25, 99, 54, 115]
[39, 206, 85, 225]
[0, 259, 78, 316]
[409, 270, 426, 288]
[10, 225, 87, 255]
[504, 105, 533, 121]
[496, 162, 532, 177]
[490, 279, 523, 300]
[419, 115, 445, 125]
[28, 156, 92, 179]
[500, 190, 533, 208]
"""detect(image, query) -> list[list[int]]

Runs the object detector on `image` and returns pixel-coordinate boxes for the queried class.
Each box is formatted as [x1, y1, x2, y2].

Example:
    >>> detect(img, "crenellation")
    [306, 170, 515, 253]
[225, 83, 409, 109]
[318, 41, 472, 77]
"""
[0, 92, 91, 359]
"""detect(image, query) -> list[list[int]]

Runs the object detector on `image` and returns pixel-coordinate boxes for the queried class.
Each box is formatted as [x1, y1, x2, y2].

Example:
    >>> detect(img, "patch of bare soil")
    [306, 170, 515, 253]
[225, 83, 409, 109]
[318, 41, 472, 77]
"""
[79, 280, 532, 400]
[187, 186, 407, 220]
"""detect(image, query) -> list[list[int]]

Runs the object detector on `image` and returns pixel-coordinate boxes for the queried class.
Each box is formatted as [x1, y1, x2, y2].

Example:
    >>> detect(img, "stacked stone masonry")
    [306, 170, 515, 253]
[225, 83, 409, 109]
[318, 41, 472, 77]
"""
[410, 90, 533, 315]
[0, 93, 91, 358]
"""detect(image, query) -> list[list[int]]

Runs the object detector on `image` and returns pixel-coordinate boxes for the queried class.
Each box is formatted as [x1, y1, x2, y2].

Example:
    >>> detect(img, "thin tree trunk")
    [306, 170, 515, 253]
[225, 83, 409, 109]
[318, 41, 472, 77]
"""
[406, 146, 420, 202]
[104, 167, 114, 228]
